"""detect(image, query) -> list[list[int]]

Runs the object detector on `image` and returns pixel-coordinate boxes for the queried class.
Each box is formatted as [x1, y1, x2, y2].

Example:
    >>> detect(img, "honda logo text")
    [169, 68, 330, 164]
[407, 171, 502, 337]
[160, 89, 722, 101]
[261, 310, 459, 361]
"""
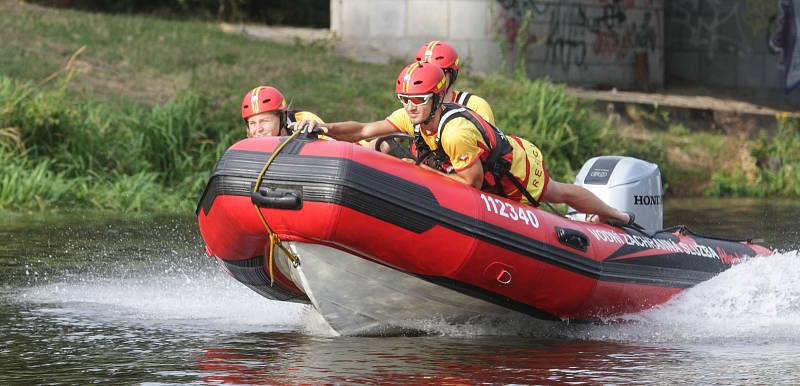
[634, 195, 661, 206]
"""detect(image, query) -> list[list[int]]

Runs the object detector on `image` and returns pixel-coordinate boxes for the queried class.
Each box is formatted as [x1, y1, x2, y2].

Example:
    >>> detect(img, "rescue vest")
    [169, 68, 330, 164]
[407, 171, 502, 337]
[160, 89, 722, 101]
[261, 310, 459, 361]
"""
[414, 103, 540, 206]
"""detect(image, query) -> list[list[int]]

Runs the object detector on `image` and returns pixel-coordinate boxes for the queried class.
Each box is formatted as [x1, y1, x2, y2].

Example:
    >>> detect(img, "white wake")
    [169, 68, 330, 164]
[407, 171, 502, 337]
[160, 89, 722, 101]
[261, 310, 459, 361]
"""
[16, 259, 308, 332]
[574, 251, 800, 343]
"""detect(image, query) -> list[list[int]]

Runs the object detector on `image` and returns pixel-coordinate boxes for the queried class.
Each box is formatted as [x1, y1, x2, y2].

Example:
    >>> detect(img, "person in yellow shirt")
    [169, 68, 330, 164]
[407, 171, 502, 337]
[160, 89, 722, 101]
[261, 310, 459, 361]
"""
[311, 62, 633, 225]
[411, 40, 494, 124]
[240, 86, 324, 138]
[301, 41, 493, 153]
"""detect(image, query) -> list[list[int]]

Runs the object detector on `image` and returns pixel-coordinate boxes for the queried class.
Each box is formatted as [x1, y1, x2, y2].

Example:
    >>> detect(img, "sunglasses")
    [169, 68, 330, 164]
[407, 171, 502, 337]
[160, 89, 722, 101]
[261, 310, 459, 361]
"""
[397, 93, 433, 106]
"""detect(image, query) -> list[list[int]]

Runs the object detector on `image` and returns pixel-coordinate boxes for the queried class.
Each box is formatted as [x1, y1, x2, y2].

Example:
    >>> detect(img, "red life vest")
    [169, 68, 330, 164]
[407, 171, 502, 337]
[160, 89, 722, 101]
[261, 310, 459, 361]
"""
[414, 103, 540, 206]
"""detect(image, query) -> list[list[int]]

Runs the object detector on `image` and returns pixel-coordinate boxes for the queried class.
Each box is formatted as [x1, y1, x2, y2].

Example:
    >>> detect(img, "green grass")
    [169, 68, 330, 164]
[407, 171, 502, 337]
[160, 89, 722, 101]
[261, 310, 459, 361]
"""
[0, 2, 398, 212]
[0, 74, 231, 212]
[602, 120, 738, 196]
[474, 75, 609, 181]
[0, 2, 398, 118]
[0, 2, 797, 212]
[707, 117, 800, 197]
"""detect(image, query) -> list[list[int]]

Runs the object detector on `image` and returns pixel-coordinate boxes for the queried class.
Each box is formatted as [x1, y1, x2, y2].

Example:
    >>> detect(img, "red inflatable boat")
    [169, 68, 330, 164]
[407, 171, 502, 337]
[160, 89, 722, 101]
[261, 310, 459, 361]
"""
[197, 135, 771, 335]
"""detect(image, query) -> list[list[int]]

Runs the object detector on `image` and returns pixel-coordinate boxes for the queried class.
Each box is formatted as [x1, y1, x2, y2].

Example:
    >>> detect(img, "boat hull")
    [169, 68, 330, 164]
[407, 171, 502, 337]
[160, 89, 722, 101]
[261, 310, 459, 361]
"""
[280, 242, 542, 335]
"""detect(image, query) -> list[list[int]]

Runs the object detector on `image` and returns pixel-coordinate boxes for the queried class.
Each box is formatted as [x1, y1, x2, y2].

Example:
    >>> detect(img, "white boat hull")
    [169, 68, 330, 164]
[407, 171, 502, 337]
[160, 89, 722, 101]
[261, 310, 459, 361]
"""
[274, 242, 539, 336]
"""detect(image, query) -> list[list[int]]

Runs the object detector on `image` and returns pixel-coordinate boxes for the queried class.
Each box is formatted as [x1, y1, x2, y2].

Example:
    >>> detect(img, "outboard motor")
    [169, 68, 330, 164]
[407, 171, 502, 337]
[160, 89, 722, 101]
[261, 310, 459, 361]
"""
[569, 156, 663, 232]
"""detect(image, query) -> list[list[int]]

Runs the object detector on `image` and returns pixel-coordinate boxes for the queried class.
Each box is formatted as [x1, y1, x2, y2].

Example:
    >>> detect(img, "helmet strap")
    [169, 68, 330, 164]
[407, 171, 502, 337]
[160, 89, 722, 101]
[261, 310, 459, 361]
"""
[278, 110, 288, 135]
[445, 69, 458, 90]
[420, 94, 441, 126]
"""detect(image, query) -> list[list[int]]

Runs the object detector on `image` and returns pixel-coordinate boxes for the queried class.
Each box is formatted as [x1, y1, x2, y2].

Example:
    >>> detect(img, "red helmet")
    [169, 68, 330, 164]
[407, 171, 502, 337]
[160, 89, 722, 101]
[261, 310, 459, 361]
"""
[415, 41, 460, 73]
[395, 61, 447, 96]
[241, 86, 287, 121]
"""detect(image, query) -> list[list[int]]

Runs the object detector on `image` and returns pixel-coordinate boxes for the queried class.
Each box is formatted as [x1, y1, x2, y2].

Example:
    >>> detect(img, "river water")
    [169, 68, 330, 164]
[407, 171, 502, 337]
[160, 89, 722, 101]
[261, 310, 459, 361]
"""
[1, 198, 799, 384]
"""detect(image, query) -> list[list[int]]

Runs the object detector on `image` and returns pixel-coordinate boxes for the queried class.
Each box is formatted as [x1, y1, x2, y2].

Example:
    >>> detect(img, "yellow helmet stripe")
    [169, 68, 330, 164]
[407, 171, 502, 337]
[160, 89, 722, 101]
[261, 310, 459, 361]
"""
[402, 62, 422, 93]
[424, 40, 439, 62]
[250, 87, 263, 115]
[435, 74, 446, 92]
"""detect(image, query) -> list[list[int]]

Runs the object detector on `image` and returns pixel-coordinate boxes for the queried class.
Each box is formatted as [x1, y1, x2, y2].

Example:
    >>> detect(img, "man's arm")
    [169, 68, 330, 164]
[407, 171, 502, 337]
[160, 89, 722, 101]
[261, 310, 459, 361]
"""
[360, 120, 399, 141]
[297, 119, 397, 142]
[438, 119, 486, 189]
[542, 180, 630, 223]
[445, 161, 484, 188]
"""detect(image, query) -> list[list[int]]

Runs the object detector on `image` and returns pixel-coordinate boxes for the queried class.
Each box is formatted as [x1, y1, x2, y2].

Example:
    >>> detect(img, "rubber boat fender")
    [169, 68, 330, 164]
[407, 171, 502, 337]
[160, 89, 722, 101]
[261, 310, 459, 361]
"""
[251, 186, 302, 210]
[556, 227, 590, 252]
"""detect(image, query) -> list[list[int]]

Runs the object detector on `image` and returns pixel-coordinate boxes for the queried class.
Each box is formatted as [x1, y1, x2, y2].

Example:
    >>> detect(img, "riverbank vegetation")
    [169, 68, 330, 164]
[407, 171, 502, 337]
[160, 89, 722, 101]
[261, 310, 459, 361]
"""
[1, 2, 797, 212]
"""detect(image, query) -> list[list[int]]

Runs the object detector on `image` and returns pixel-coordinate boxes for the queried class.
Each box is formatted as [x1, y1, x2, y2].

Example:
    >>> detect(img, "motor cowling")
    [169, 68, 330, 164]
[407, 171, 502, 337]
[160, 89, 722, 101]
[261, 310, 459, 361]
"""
[569, 156, 663, 232]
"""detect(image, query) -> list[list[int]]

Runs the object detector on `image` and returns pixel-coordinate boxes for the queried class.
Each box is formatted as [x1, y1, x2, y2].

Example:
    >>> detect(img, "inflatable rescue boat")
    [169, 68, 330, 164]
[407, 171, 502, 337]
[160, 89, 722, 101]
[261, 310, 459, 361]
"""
[196, 135, 771, 335]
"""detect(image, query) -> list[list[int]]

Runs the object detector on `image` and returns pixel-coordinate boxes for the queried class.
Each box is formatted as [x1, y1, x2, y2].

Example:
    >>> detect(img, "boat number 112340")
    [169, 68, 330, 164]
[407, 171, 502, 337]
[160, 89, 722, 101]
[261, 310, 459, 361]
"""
[480, 193, 540, 229]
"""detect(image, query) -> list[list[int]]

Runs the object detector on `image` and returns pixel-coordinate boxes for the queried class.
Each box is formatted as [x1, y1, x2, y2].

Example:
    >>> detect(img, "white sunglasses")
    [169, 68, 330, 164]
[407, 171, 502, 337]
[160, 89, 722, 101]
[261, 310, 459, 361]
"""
[397, 93, 433, 106]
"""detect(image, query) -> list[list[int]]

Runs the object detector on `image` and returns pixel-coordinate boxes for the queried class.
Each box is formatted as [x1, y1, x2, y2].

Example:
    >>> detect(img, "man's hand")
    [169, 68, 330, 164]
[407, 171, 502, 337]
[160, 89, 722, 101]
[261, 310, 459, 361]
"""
[292, 119, 328, 135]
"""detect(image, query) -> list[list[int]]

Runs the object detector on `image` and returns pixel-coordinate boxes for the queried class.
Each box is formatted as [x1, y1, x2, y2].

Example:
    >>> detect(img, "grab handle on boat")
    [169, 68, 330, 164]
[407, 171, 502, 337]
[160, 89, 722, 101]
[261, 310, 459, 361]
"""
[556, 227, 589, 252]
[251, 187, 302, 210]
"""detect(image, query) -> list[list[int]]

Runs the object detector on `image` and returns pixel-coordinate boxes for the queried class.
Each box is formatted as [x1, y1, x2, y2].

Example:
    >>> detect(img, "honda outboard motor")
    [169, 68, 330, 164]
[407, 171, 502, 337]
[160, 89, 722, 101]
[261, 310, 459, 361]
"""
[569, 156, 663, 232]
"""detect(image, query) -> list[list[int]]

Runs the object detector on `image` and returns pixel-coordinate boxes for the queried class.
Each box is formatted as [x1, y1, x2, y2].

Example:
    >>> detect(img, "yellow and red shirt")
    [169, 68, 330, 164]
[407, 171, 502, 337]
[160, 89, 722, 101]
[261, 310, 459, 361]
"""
[452, 90, 495, 125]
[392, 106, 549, 203]
[290, 110, 323, 125]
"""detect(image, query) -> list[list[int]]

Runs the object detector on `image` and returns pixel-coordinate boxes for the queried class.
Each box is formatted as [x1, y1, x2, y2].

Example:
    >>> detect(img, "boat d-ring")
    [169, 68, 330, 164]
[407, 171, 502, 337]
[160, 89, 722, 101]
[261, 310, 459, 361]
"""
[496, 269, 512, 285]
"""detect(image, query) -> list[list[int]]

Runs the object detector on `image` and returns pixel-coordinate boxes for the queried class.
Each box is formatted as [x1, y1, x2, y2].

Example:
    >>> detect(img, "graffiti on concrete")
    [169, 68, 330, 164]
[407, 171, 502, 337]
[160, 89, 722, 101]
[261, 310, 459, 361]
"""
[769, 0, 800, 93]
[545, 2, 589, 70]
[587, 0, 631, 60]
[589, 0, 627, 32]
[495, 0, 660, 71]
[666, 0, 752, 58]
[588, 1, 656, 60]
[496, 0, 550, 47]
[633, 11, 657, 51]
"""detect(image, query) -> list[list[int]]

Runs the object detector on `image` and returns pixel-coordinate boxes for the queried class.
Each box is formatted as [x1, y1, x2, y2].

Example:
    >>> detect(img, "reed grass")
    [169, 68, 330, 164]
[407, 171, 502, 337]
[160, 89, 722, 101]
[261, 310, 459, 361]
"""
[707, 117, 800, 197]
[0, 152, 74, 211]
[0, 75, 225, 211]
[473, 75, 609, 181]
